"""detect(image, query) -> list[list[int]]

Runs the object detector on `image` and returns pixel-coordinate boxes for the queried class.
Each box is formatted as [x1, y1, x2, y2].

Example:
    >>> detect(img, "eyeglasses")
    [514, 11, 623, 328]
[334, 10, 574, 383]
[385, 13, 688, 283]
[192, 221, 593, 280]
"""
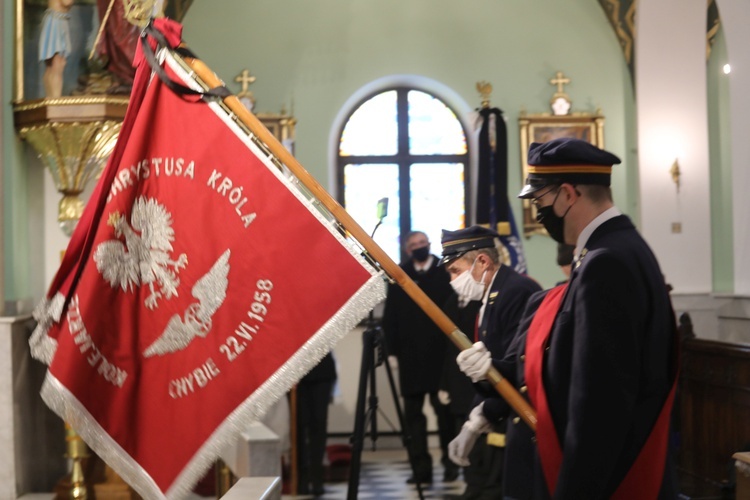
[530, 186, 560, 208]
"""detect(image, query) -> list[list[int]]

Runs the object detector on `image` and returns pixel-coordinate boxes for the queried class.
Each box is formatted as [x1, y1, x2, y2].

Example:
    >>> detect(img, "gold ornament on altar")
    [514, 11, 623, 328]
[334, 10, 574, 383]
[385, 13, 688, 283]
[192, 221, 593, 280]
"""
[15, 96, 128, 236]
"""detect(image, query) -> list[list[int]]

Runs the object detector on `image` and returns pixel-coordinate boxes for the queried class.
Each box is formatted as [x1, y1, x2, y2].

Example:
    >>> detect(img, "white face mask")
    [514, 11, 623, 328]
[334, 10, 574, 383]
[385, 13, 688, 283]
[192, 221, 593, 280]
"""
[450, 260, 487, 307]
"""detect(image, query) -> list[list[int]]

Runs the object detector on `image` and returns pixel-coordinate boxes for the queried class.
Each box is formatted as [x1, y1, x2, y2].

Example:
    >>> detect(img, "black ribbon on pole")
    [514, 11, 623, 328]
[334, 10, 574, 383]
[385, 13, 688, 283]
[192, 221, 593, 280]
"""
[140, 20, 231, 100]
[476, 107, 509, 234]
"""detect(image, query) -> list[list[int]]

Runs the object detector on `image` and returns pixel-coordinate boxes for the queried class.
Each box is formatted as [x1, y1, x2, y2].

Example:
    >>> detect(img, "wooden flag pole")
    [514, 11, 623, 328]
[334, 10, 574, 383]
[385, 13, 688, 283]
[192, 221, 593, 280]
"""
[180, 54, 537, 431]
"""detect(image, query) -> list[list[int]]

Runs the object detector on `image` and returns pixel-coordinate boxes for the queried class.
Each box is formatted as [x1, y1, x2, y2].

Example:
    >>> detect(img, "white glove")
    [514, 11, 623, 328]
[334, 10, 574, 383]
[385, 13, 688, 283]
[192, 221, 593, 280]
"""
[465, 402, 493, 434]
[448, 425, 479, 467]
[448, 403, 491, 466]
[456, 341, 492, 382]
[387, 355, 399, 371]
[438, 390, 451, 405]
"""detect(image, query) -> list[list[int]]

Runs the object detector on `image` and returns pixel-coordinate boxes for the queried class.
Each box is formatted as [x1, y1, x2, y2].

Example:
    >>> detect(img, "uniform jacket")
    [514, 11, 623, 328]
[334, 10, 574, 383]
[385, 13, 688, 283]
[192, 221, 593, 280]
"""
[440, 295, 481, 416]
[382, 255, 453, 396]
[473, 265, 541, 433]
[487, 215, 678, 500]
[477, 264, 542, 360]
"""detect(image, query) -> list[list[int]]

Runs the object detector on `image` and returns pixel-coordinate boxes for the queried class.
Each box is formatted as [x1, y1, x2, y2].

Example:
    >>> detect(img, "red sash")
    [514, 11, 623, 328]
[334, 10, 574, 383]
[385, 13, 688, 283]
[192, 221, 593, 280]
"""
[525, 284, 677, 498]
[524, 284, 567, 493]
[612, 370, 677, 499]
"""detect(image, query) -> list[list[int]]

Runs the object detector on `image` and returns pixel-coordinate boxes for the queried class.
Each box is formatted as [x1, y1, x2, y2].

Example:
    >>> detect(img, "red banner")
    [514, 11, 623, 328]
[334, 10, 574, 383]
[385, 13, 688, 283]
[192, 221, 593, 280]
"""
[30, 20, 384, 499]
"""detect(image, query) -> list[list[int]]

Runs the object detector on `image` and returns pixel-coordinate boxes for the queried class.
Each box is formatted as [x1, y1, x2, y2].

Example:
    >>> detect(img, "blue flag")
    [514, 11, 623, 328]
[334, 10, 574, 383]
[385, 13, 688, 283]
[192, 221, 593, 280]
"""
[476, 107, 527, 274]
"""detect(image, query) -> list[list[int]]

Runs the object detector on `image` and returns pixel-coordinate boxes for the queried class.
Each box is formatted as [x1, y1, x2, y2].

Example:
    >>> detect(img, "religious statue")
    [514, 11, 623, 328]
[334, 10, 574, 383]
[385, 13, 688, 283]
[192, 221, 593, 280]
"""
[39, 0, 74, 98]
[93, 0, 140, 93]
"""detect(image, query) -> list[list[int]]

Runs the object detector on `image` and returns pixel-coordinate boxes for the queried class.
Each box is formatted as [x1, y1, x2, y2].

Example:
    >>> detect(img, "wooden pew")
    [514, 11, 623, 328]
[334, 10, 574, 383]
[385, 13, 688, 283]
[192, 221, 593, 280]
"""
[676, 316, 750, 498]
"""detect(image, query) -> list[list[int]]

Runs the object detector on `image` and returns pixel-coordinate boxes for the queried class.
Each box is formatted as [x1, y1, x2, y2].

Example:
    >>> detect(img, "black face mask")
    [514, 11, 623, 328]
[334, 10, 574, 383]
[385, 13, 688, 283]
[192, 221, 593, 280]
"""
[535, 189, 571, 244]
[411, 246, 430, 262]
[536, 205, 566, 244]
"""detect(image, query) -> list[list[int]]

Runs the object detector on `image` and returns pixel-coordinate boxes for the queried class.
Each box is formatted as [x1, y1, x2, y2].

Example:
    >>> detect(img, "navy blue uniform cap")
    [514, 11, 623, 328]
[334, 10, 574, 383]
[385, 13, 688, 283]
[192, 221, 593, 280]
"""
[439, 225, 500, 266]
[518, 138, 621, 198]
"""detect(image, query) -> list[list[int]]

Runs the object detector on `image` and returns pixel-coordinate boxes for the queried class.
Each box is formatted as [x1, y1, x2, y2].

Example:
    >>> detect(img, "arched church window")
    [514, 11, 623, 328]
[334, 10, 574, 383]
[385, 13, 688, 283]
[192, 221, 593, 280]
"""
[337, 88, 468, 263]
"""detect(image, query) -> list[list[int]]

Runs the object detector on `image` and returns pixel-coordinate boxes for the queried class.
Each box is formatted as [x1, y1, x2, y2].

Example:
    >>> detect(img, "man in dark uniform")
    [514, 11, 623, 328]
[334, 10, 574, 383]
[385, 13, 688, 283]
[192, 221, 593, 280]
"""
[296, 352, 337, 496]
[441, 225, 541, 499]
[382, 231, 456, 484]
[459, 138, 679, 499]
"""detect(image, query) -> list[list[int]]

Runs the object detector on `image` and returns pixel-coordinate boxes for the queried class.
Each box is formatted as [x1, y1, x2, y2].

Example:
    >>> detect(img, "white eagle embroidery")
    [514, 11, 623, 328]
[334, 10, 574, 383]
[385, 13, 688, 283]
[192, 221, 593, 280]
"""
[143, 249, 231, 357]
[94, 196, 188, 310]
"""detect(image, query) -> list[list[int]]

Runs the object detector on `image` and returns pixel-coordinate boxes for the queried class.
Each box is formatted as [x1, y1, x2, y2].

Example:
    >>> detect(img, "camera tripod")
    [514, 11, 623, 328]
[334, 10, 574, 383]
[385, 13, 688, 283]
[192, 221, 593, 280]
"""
[346, 312, 425, 500]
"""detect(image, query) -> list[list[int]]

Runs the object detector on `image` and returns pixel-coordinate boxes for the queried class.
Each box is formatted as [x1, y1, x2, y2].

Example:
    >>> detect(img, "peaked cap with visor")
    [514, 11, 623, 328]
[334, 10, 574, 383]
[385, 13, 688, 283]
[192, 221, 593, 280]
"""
[439, 225, 500, 266]
[518, 137, 621, 198]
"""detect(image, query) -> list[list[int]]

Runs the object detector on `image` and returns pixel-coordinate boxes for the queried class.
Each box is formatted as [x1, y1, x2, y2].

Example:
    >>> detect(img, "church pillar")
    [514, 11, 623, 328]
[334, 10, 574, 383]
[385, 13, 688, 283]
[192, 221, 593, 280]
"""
[635, 0, 712, 293]
[1, 0, 7, 310]
[718, 0, 750, 295]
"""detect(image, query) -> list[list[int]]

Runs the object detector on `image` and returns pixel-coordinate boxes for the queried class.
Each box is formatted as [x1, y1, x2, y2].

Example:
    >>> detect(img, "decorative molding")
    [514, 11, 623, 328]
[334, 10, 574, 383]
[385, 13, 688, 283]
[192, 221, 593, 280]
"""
[598, 0, 722, 82]
[599, 0, 635, 80]
[13, 97, 128, 235]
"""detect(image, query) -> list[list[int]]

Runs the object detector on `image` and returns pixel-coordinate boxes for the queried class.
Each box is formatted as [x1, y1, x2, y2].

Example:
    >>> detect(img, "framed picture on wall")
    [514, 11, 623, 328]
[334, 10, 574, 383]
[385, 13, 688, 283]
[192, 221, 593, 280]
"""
[518, 112, 605, 237]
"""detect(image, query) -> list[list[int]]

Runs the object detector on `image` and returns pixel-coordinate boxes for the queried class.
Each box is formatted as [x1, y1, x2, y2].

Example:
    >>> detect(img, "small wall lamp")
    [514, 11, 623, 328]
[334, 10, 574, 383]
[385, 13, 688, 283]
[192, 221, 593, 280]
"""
[670, 158, 681, 193]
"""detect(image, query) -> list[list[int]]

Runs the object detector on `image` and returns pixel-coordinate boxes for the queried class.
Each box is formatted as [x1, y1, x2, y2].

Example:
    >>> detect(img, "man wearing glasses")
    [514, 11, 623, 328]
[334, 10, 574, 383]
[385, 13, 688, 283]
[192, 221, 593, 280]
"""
[458, 138, 679, 499]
